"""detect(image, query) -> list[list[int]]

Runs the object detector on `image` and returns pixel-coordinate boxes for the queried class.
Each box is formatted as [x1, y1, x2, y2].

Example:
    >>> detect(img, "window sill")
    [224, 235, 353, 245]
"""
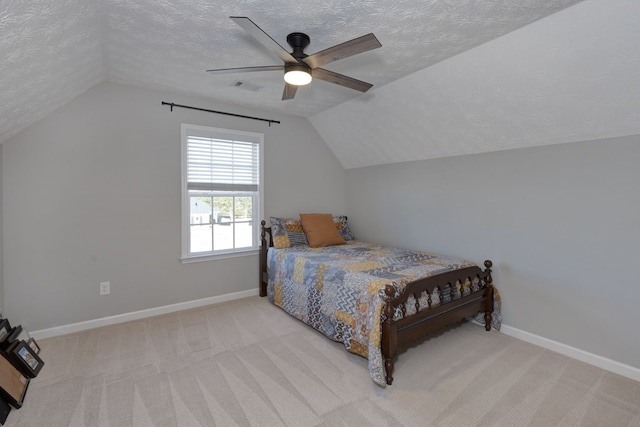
[180, 248, 259, 264]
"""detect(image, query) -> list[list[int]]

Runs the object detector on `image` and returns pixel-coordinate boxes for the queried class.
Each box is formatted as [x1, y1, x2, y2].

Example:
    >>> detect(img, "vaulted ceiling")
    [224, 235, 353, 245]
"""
[2, 0, 639, 169]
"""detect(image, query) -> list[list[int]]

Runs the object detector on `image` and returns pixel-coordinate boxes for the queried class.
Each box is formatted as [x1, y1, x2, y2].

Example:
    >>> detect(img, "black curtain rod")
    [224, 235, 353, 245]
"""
[161, 101, 280, 126]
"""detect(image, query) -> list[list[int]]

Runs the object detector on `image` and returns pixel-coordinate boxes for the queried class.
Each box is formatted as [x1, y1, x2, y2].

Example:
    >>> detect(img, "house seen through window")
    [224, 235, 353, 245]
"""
[181, 124, 263, 260]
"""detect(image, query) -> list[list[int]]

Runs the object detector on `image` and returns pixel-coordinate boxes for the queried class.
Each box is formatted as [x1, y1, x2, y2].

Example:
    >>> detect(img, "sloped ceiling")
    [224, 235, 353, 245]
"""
[1, 0, 584, 145]
[310, 0, 640, 168]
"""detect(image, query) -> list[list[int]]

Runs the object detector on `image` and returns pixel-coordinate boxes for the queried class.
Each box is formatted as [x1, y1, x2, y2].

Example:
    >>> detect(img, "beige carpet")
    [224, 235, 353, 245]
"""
[5, 296, 640, 426]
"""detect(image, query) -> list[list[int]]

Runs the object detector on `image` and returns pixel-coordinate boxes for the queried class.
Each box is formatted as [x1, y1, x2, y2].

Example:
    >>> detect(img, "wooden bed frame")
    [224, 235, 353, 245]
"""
[259, 220, 494, 385]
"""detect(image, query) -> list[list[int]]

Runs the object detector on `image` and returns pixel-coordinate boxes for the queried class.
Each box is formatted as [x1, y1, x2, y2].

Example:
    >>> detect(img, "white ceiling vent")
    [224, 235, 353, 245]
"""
[231, 81, 263, 92]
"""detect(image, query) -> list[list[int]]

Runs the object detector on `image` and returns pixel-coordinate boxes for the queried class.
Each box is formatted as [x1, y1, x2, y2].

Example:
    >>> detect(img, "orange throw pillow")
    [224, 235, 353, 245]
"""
[299, 213, 347, 248]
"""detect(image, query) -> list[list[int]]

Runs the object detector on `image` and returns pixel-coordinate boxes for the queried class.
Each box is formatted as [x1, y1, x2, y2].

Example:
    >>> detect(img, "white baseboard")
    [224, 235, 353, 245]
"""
[31, 301, 640, 383]
[30, 288, 259, 340]
[500, 324, 640, 383]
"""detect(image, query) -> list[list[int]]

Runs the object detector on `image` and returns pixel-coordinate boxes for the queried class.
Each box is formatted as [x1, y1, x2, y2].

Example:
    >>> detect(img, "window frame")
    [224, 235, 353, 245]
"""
[180, 123, 264, 262]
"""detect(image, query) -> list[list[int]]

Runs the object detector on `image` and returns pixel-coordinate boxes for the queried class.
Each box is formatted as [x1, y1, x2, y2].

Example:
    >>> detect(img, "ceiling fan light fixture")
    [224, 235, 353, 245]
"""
[207, 17, 381, 100]
[284, 64, 312, 86]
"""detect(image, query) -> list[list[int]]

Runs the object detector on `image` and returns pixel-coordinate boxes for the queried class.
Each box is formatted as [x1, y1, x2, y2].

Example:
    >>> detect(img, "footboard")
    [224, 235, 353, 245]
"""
[380, 261, 494, 385]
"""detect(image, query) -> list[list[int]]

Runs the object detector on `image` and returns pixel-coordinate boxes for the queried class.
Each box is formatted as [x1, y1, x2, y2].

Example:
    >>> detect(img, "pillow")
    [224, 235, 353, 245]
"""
[333, 215, 355, 241]
[270, 217, 308, 248]
[300, 213, 347, 248]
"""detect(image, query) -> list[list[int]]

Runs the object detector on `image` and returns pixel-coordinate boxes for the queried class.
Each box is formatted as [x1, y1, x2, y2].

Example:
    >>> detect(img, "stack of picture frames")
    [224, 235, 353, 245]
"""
[0, 317, 44, 424]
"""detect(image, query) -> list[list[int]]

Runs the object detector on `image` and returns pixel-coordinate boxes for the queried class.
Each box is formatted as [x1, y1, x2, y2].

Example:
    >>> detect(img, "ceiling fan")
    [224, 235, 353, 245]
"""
[206, 17, 382, 100]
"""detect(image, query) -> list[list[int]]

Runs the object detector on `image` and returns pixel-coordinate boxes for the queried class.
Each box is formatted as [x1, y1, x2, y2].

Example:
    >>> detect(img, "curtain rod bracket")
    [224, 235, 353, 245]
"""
[161, 101, 279, 126]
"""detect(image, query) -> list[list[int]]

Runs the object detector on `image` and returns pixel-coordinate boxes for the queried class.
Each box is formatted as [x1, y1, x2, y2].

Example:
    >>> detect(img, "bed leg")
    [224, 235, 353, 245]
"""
[483, 260, 494, 331]
[484, 310, 492, 332]
[382, 284, 397, 385]
[385, 358, 394, 385]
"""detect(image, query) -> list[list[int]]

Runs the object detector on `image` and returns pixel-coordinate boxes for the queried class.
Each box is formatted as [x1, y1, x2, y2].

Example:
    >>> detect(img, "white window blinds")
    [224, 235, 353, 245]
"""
[186, 135, 259, 193]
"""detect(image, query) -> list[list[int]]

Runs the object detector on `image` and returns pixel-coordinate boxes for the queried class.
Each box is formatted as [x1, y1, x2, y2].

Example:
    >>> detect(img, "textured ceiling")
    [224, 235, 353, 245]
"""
[1, 0, 585, 143]
[310, 0, 640, 168]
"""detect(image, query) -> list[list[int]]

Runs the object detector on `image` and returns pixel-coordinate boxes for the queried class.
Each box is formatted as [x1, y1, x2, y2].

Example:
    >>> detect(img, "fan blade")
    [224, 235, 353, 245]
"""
[282, 83, 297, 100]
[206, 65, 284, 74]
[312, 68, 373, 92]
[303, 33, 381, 69]
[230, 16, 297, 64]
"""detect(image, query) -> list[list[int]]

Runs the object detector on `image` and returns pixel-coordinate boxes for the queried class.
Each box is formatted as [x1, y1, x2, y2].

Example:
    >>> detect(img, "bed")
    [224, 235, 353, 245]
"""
[259, 216, 497, 386]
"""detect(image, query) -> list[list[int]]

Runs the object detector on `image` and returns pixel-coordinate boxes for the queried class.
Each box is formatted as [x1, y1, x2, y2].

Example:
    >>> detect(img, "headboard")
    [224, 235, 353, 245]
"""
[259, 220, 273, 296]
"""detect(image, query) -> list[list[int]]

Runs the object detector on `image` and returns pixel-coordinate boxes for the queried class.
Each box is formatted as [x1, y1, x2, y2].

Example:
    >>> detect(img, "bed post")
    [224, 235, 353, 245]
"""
[382, 284, 397, 385]
[259, 220, 271, 297]
[483, 260, 494, 332]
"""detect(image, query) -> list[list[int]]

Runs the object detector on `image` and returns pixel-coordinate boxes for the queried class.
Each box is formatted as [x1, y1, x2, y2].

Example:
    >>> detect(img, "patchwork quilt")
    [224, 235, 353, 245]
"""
[267, 240, 490, 386]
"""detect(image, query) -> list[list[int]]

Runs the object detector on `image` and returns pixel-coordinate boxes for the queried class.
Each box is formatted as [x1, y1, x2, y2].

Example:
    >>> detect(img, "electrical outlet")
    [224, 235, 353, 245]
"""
[100, 281, 111, 295]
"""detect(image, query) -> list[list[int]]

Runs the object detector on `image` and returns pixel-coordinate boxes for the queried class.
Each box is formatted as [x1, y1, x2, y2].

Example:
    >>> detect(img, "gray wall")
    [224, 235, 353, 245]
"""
[345, 135, 640, 370]
[2, 81, 346, 331]
[0, 145, 3, 315]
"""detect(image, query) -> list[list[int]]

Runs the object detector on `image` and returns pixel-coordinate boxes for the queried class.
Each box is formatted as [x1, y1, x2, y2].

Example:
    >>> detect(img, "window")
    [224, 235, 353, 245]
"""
[181, 124, 263, 261]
